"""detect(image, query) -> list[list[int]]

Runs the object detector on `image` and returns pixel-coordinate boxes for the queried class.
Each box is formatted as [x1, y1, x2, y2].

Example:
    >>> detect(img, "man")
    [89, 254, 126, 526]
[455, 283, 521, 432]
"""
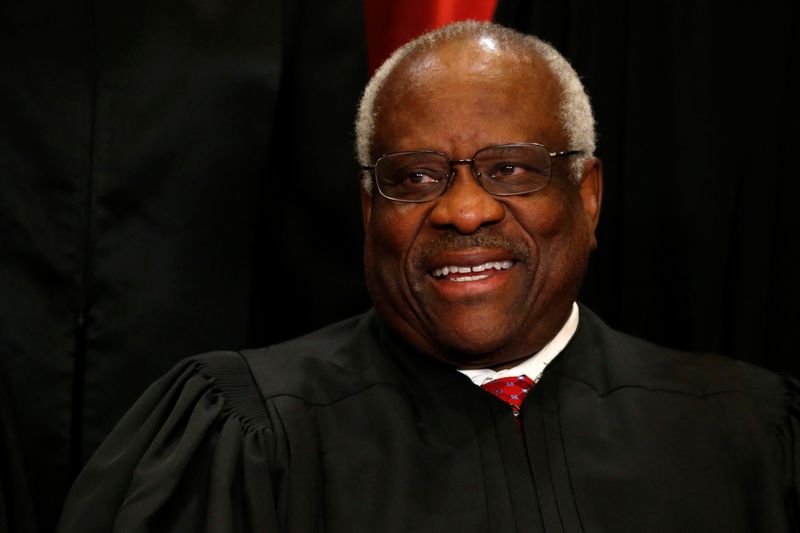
[57, 21, 798, 533]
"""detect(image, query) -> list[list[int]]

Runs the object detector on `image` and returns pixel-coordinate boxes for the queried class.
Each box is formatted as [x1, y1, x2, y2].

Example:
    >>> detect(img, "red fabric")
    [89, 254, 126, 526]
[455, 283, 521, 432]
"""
[480, 375, 535, 417]
[363, 0, 498, 73]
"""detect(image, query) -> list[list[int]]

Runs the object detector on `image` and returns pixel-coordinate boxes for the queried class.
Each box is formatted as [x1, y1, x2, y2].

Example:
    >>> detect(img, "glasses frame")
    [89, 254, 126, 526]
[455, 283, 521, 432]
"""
[361, 142, 583, 203]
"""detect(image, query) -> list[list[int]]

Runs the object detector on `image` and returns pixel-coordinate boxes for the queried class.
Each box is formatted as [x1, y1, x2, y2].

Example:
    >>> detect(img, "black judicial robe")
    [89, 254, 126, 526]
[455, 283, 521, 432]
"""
[57, 306, 800, 532]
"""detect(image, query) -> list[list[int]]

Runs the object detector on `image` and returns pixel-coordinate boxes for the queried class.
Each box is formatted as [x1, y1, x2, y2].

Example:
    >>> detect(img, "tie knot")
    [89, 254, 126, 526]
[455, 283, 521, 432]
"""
[480, 374, 535, 416]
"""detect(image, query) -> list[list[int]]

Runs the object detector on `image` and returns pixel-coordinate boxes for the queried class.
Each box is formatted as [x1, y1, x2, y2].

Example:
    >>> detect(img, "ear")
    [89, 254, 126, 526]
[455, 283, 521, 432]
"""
[578, 157, 603, 250]
[361, 178, 373, 230]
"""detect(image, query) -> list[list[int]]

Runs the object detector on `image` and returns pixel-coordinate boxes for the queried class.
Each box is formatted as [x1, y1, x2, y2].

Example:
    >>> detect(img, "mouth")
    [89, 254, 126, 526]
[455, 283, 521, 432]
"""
[431, 260, 514, 282]
[415, 240, 527, 299]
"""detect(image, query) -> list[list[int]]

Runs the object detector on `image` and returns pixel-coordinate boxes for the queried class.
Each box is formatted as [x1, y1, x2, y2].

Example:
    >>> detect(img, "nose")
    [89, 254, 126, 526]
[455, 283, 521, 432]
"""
[428, 164, 505, 234]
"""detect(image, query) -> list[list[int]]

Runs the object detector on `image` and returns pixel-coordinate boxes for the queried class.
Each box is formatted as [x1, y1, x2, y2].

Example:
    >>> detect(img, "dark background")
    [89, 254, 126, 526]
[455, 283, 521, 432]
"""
[494, 1, 799, 375]
[1, 1, 797, 531]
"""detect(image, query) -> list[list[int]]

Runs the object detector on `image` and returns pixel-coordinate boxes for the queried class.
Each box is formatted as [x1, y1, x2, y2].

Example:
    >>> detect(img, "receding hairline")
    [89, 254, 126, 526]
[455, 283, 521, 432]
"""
[384, 29, 548, 86]
[377, 33, 561, 117]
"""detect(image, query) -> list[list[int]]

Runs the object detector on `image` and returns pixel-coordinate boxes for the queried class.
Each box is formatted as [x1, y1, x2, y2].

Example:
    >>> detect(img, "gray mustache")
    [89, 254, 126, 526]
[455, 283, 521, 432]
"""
[414, 231, 531, 268]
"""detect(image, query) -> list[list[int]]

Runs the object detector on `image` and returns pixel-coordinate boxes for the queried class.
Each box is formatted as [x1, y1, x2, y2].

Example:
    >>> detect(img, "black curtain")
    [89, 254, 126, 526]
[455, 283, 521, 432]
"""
[495, 0, 799, 378]
[0, 1, 369, 531]
[0, 376, 36, 533]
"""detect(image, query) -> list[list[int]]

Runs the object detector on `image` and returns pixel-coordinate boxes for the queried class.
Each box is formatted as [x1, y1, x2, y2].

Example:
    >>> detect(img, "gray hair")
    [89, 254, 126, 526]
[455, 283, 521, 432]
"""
[355, 20, 596, 191]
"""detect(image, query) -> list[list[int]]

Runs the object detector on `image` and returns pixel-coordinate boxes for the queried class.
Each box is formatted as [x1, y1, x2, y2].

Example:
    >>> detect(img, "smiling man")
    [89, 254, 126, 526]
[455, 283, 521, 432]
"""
[58, 21, 798, 533]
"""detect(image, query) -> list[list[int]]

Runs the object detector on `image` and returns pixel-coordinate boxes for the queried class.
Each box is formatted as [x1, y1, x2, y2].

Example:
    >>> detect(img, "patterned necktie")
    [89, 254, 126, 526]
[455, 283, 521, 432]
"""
[480, 374, 535, 417]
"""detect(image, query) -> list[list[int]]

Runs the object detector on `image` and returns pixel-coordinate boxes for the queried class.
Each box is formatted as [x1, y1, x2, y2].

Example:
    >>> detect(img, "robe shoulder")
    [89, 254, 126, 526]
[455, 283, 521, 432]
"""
[56, 311, 391, 533]
[569, 305, 799, 405]
[56, 351, 280, 533]
[565, 305, 800, 522]
[240, 310, 405, 404]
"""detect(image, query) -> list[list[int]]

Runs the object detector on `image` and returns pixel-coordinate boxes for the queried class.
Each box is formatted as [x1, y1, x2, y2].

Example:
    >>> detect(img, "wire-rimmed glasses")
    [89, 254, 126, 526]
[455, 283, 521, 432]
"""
[361, 143, 583, 203]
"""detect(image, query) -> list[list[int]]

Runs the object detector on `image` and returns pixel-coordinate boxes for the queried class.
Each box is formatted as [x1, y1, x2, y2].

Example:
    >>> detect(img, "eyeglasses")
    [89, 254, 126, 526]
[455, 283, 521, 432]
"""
[361, 143, 583, 203]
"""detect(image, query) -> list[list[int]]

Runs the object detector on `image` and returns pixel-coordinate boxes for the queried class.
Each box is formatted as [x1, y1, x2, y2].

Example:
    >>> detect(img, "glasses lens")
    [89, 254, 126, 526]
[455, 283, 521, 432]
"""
[474, 144, 552, 195]
[375, 152, 450, 202]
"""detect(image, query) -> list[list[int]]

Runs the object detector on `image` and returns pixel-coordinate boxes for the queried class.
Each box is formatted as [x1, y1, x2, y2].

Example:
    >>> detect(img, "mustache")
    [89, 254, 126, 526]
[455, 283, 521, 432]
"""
[413, 230, 531, 268]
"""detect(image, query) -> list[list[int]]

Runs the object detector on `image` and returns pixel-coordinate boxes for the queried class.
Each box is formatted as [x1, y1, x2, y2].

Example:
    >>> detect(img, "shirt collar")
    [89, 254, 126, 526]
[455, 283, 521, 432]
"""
[457, 302, 579, 387]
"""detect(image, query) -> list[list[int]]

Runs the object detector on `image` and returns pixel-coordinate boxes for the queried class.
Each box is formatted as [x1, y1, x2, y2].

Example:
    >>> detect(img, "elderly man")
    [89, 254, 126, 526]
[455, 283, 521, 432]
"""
[58, 21, 798, 533]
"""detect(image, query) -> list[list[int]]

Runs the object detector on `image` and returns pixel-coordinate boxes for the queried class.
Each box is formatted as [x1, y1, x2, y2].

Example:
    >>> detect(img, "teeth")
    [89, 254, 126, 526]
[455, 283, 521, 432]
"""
[432, 260, 514, 278]
[452, 274, 490, 282]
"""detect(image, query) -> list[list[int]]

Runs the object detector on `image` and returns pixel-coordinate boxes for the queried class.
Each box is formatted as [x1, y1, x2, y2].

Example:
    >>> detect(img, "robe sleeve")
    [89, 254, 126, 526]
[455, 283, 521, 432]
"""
[56, 351, 280, 533]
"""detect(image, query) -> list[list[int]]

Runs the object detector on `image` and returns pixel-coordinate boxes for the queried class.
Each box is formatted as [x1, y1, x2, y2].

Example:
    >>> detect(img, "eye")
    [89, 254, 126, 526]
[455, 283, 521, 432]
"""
[488, 161, 535, 181]
[375, 152, 449, 199]
[406, 171, 438, 184]
[392, 169, 441, 187]
[493, 162, 526, 177]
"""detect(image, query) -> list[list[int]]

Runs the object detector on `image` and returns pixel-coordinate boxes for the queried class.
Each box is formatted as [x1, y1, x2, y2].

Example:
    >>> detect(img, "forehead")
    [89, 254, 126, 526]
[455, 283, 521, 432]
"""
[373, 37, 565, 156]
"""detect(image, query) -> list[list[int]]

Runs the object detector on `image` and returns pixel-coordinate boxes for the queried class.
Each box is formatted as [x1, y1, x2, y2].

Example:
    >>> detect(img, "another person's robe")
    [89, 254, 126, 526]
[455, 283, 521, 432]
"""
[57, 306, 799, 532]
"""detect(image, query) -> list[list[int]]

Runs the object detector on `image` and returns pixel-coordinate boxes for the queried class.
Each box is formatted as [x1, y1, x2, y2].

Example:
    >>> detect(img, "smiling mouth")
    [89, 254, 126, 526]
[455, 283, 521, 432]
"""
[431, 260, 514, 282]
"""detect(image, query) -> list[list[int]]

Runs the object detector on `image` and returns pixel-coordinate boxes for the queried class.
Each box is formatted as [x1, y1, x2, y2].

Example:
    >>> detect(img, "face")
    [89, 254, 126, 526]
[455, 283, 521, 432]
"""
[362, 38, 602, 369]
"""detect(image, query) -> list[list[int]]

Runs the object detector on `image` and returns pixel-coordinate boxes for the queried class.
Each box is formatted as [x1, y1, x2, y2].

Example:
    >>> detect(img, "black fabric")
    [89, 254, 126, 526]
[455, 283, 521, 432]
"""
[494, 0, 800, 378]
[0, 377, 37, 533]
[0, 1, 368, 531]
[57, 307, 799, 532]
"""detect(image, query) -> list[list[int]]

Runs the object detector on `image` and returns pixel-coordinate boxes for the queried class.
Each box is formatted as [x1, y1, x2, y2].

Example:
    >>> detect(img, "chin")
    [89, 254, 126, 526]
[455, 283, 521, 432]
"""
[421, 328, 524, 368]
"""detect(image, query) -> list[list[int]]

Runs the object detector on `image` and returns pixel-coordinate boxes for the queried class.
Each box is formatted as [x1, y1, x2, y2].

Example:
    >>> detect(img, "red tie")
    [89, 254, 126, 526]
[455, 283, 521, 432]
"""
[480, 375, 535, 417]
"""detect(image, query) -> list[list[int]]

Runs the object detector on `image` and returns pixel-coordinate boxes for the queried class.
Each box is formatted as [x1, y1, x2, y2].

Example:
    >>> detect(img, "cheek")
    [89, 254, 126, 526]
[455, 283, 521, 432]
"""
[512, 195, 572, 240]
[512, 194, 590, 265]
[365, 203, 428, 274]
[371, 203, 425, 248]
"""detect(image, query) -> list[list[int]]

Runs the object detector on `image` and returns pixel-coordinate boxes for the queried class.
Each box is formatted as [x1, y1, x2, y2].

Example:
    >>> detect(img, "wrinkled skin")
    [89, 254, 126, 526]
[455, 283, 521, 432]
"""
[362, 37, 602, 369]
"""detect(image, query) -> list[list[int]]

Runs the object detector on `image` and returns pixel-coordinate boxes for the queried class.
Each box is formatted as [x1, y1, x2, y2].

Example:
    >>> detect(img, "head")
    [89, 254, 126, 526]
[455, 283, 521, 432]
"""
[357, 21, 602, 369]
